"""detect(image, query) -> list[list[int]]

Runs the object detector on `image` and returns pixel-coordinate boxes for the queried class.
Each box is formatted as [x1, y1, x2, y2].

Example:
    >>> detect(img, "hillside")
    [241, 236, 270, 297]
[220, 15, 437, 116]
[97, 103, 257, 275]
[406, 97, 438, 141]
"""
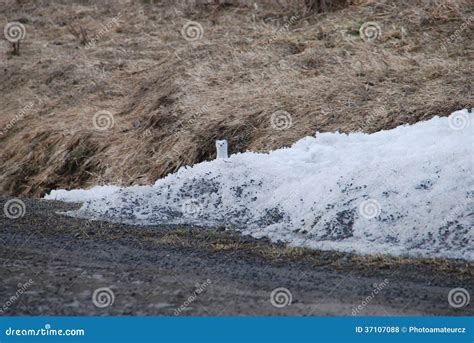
[0, 0, 472, 196]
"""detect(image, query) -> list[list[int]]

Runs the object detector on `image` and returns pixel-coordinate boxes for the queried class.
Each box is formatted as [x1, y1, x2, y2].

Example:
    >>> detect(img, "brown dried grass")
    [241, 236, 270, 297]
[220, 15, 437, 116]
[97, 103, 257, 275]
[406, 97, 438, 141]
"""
[0, 0, 472, 196]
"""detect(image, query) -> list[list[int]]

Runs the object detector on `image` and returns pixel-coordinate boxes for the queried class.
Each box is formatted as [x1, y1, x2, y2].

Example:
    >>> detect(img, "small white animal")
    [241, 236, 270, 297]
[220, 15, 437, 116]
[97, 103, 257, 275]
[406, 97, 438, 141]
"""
[215, 139, 228, 159]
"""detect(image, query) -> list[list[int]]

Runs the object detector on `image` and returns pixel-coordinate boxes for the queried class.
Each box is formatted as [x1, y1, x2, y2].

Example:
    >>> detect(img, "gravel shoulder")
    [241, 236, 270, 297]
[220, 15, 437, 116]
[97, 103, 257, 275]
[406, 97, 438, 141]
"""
[0, 197, 472, 316]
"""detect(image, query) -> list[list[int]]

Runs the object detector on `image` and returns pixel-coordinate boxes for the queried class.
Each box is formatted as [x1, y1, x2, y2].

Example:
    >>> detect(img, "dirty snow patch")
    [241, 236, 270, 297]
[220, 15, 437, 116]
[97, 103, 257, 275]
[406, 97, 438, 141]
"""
[46, 109, 474, 261]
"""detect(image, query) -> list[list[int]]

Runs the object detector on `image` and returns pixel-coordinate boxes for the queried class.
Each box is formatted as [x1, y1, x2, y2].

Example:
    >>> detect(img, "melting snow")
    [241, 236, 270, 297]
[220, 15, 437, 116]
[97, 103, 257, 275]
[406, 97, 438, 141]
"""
[45, 185, 122, 203]
[45, 109, 474, 260]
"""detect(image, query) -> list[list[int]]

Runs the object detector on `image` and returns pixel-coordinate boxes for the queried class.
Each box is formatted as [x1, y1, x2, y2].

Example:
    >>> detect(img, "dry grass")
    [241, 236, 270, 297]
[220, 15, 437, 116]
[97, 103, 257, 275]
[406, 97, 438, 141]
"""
[137, 226, 474, 277]
[0, 0, 472, 196]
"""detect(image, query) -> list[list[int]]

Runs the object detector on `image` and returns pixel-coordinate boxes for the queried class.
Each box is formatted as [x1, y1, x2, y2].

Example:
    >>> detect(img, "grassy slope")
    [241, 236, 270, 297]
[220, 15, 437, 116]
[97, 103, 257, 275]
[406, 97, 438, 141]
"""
[0, 0, 472, 196]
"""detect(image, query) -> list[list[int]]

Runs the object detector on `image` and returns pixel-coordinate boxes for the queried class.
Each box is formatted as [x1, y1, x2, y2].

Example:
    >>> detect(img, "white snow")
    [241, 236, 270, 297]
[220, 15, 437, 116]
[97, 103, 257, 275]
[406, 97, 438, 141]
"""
[46, 109, 474, 261]
[44, 185, 122, 202]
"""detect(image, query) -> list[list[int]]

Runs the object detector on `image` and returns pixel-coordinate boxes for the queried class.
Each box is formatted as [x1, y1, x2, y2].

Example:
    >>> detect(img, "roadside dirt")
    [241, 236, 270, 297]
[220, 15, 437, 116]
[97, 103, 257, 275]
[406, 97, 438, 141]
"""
[0, 197, 472, 316]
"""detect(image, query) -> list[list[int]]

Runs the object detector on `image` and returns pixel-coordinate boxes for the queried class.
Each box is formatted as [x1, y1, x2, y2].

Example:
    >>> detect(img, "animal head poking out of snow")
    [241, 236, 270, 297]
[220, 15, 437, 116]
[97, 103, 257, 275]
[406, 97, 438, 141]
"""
[215, 140, 228, 159]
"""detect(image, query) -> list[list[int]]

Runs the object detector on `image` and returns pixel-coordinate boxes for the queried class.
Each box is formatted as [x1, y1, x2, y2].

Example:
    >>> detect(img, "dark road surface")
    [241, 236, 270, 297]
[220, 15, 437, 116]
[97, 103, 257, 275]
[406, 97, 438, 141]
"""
[0, 197, 472, 316]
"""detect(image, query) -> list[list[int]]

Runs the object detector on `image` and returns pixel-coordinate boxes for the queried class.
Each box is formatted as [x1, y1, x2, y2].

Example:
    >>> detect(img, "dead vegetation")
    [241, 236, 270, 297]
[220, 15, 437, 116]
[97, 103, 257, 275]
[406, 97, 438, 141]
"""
[0, 0, 472, 196]
[67, 24, 88, 46]
[137, 226, 473, 278]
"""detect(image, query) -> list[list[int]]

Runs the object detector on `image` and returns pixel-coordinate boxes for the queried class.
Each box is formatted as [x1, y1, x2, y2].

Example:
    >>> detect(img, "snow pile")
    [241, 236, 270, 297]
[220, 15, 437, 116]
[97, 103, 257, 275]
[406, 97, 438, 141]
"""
[45, 185, 122, 203]
[47, 109, 474, 260]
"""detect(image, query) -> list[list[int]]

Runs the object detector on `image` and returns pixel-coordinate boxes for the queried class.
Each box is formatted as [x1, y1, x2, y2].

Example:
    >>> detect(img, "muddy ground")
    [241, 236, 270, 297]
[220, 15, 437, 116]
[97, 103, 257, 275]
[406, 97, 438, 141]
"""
[0, 197, 472, 316]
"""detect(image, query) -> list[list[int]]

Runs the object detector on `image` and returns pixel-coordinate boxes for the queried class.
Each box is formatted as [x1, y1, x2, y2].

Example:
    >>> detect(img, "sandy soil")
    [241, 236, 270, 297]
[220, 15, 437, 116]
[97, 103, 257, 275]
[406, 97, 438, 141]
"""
[0, 197, 472, 316]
